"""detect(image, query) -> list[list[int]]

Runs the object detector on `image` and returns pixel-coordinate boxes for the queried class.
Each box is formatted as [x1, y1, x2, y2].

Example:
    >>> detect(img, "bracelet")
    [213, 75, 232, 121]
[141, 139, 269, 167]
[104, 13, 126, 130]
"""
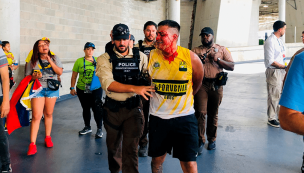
[70, 87, 75, 90]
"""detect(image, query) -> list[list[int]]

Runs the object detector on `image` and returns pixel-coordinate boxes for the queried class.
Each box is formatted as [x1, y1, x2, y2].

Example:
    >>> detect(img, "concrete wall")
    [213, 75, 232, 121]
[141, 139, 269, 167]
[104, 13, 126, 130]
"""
[0, 0, 21, 64]
[18, 0, 167, 96]
[217, 0, 256, 47]
[230, 43, 303, 62]
[180, 0, 193, 48]
[192, 0, 221, 48]
[286, 0, 304, 43]
[192, 0, 259, 48]
[20, 0, 167, 63]
[247, 0, 261, 46]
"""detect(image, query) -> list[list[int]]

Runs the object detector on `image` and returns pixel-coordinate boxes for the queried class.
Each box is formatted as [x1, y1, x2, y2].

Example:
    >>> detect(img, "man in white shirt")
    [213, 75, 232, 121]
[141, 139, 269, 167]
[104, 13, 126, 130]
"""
[264, 20, 287, 128]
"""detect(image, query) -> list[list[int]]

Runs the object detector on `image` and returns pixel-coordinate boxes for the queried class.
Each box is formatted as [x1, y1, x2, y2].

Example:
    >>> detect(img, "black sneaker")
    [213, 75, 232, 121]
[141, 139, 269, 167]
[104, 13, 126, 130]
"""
[138, 145, 148, 157]
[79, 126, 92, 135]
[95, 129, 103, 138]
[267, 119, 280, 128]
[198, 141, 204, 155]
[2, 164, 12, 173]
[207, 141, 216, 150]
[4, 127, 7, 132]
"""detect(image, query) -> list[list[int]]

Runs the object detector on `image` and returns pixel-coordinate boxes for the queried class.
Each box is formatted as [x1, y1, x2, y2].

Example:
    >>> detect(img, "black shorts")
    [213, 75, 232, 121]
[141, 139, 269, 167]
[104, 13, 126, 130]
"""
[148, 114, 198, 162]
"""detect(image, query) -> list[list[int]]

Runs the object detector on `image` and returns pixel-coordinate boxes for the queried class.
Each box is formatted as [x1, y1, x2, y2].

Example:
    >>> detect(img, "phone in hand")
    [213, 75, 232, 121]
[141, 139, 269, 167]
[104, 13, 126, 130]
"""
[32, 69, 41, 75]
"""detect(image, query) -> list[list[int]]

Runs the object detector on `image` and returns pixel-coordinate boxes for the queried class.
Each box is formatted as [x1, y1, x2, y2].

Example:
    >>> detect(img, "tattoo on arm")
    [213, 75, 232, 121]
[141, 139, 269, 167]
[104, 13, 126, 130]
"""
[151, 162, 163, 173]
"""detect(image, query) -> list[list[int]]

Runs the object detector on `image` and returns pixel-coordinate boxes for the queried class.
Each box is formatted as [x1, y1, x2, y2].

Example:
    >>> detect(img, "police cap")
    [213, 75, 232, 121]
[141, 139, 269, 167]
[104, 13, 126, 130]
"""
[199, 27, 214, 36]
[112, 24, 130, 40]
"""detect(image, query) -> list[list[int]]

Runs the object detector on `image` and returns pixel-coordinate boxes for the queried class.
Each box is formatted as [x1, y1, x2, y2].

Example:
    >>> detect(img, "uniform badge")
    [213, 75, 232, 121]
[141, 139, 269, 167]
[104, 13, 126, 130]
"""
[179, 61, 187, 71]
[153, 62, 160, 69]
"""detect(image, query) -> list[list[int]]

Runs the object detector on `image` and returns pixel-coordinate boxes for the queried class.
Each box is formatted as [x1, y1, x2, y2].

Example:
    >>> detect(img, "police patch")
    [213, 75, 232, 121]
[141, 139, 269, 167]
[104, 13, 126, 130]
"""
[153, 62, 160, 69]
[179, 61, 187, 71]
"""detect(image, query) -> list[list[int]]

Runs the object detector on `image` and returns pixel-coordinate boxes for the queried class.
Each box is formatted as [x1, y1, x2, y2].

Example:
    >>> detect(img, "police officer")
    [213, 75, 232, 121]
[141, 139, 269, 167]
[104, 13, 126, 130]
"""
[192, 27, 234, 154]
[134, 21, 157, 157]
[134, 21, 157, 56]
[96, 24, 153, 173]
[129, 34, 135, 49]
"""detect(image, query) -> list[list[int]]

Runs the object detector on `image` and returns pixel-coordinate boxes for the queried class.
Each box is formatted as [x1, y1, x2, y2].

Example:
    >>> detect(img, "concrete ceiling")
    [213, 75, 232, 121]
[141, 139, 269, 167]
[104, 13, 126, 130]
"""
[259, 0, 279, 30]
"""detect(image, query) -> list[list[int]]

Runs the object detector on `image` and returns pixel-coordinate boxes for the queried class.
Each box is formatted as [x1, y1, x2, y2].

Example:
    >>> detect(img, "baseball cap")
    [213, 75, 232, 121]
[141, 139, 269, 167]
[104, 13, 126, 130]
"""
[130, 35, 135, 42]
[41, 37, 51, 43]
[84, 42, 96, 49]
[112, 24, 130, 40]
[199, 27, 214, 36]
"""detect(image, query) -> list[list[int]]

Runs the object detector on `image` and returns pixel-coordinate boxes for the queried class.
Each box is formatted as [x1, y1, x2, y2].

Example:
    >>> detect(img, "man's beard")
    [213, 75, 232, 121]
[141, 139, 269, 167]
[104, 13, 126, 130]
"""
[116, 46, 128, 53]
[145, 36, 154, 43]
[202, 40, 213, 47]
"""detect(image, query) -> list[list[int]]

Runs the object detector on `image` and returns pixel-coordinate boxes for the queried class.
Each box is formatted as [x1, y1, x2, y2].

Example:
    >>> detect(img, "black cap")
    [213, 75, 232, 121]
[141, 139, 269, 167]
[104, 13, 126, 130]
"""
[130, 35, 135, 41]
[112, 24, 130, 40]
[199, 27, 214, 36]
[84, 42, 95, 49]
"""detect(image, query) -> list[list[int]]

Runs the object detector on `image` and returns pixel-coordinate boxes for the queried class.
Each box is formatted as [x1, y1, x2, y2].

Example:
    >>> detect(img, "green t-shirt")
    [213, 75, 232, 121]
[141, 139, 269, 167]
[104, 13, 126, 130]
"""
[72, 57, 98, 90]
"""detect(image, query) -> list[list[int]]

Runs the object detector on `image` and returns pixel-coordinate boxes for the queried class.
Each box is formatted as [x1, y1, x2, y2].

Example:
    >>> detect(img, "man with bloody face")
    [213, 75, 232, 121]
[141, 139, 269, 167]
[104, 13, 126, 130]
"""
[147, 20, 204, 173]
[192, 27, 234, 154]
[96, 23, 151, 173]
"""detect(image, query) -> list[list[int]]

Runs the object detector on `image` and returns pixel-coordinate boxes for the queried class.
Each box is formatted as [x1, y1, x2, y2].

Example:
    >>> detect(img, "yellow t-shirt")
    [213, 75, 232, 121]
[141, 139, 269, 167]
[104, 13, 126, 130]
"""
[4, 52, 14, 65]
[25, 50, 55, 63]
[148, 46, 195, 119]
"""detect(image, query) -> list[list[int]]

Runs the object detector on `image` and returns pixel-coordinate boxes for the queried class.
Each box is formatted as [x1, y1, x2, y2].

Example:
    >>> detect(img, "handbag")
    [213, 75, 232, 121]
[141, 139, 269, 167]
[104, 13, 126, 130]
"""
[215, 72, 228, 86]
[38, 57, 61, 90]
[89, 57, 101, 91]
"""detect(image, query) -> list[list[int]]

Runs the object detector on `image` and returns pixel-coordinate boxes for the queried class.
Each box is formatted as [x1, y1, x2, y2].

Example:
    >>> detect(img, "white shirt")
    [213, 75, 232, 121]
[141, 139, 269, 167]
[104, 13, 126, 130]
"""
[264, 33, 286, 68]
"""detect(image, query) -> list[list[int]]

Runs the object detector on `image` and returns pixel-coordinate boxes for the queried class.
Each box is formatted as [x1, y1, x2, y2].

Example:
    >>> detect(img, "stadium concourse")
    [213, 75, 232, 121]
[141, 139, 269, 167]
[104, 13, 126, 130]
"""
[6, 60, 303, 173]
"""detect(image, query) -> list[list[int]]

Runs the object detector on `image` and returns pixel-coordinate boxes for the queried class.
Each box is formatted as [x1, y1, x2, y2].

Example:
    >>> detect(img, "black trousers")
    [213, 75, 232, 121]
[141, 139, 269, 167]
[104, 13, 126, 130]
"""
[0, 96, 10, 167]
[76, 87, 103, 129]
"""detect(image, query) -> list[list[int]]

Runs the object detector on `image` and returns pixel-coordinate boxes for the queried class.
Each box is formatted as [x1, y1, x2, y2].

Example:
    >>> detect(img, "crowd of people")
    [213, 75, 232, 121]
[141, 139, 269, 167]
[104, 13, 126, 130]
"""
[0, 18, 303, 173]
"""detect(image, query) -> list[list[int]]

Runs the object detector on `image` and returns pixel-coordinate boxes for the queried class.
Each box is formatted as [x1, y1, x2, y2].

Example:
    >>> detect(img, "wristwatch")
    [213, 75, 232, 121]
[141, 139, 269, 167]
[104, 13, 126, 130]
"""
[217, 58, 221, 62]
[70, 87, 75, 90]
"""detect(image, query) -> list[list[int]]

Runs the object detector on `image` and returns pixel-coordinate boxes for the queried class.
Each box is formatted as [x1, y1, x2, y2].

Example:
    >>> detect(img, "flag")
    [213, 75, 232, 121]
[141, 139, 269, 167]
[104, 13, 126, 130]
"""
[7, 75, 42, 134]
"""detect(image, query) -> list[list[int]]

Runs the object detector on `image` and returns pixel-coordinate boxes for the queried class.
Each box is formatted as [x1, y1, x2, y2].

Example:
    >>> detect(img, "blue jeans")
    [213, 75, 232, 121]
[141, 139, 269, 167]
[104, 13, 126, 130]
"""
[32, 88, 59, 98]
[0, 96, 10, 166]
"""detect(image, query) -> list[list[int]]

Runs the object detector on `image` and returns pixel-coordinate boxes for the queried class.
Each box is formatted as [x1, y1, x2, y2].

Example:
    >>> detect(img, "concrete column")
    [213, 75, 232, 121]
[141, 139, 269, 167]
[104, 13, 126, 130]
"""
[294, 26, 297, 43]
[279, 0, 286, 42]
[0, 0, 20, 61]
[168, 0, 180, 45]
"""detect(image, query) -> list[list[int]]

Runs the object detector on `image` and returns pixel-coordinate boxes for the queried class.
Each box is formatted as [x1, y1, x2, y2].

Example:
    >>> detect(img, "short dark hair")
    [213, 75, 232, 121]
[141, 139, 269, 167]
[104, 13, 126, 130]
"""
[302, 31, 304, 34]
[273, 20, 286, 32]
[144, 21, 157, 30]
[158, 20, 180, 33]
[1, 41, 9, 48]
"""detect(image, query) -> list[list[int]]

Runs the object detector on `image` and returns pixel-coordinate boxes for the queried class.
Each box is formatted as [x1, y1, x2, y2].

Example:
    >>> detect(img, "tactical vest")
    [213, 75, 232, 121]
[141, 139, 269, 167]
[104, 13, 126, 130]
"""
[138, 40, 155, 57]
[109, 47, 141, 85]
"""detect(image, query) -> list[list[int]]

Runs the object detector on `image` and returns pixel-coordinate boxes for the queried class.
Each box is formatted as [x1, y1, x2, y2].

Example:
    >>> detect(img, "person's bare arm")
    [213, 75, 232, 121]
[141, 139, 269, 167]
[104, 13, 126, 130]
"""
[0, 66, 10, 118]
[190, 51, 204, 95]
[108, 82, 155, 100]
[279, 106, 304, 135]
[271, 61, 285, 69]
[46, 56, 63, 75]
[217, 59, 234, 71]
[70, 71, 78, 96]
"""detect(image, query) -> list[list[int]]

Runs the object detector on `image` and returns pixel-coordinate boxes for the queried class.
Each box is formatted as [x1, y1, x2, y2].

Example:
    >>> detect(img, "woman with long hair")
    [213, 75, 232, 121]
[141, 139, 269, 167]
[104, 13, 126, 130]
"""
[25, 39, 63, 155]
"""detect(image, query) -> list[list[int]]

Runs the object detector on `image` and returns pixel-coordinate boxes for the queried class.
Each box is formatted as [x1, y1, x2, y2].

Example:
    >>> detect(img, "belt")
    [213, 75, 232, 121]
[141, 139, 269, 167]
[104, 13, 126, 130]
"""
[267, 67, 285, 70]
[203, 78, 216, 82]
[105, 95, 140, 107]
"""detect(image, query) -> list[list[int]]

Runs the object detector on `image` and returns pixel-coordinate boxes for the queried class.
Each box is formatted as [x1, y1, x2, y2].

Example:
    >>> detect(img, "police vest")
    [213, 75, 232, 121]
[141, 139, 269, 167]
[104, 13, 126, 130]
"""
[109, 48, 141, 85]
[138, 40, 155, 57]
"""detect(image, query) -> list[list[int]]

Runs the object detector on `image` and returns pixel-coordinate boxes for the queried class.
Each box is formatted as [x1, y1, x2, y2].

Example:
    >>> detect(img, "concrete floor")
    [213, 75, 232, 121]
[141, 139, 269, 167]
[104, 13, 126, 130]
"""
[6, 61, 304, 173]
